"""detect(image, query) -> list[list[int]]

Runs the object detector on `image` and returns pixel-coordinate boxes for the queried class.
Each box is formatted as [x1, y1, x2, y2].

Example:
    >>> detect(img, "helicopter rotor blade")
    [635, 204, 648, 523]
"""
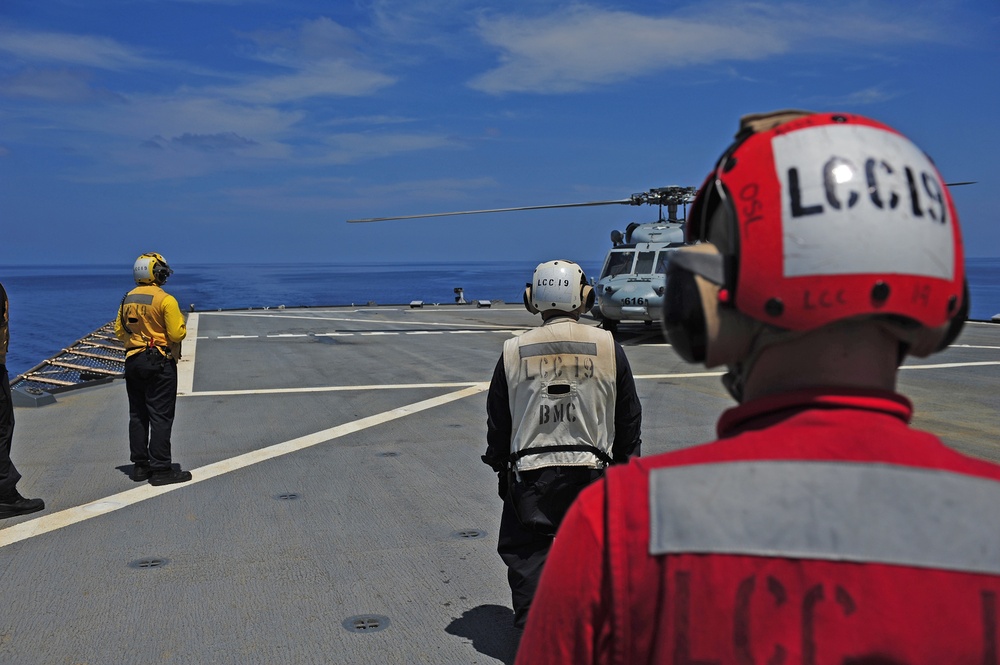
[347, 199, 633, 223]
[946, 181, 976, 187]
[346, 185, 697, 223]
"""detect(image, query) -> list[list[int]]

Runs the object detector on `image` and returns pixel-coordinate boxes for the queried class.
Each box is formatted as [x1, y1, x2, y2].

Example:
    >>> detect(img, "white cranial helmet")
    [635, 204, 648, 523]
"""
[524, 260, 594, 315]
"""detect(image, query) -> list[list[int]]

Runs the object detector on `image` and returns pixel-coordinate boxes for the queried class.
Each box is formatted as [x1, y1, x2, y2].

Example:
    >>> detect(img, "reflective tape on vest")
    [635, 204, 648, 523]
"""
[649, 461, 1000, 575]
[519, 341, 598, 358]
[124, 294, 155, 306]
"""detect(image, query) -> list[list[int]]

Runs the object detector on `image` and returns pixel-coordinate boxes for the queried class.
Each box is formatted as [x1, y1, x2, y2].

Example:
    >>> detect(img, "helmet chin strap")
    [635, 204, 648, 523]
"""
[721, 369, 745, 403]
[719, 324, 804, 403]
[724, 317, 915, 403]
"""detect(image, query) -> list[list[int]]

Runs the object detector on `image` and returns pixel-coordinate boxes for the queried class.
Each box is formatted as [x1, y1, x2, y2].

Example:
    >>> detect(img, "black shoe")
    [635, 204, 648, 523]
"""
[0, 491, 45, 519]
[149, 468, 192, 486]
[131, 464, 151, 482]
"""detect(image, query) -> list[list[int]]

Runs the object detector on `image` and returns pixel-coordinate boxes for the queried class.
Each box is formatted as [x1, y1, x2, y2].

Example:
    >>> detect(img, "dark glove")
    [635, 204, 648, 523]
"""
[481, 453, 507, 474]
[497, 471, 508, 500]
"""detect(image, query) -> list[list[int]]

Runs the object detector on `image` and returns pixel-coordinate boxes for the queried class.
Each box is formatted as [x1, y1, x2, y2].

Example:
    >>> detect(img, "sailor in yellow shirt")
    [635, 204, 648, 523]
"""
[115, 253, 191, 486]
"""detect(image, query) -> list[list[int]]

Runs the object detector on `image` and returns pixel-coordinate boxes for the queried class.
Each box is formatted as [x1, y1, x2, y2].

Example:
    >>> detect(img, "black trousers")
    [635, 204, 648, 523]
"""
[125, 351, 178, 471]
[498, 466, 604, 628]
[0, 364, 21, 498]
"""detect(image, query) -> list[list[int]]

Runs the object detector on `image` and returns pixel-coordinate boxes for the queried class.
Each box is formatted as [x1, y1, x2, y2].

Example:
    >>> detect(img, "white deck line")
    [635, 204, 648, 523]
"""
[176, 312, 198, 396]
[899, 360, 1000, 370]
[186, 381, 484, 397]
[178, 360, 1000, 398]
[202, 311, 521, 329]
[0, 384, 487, 549]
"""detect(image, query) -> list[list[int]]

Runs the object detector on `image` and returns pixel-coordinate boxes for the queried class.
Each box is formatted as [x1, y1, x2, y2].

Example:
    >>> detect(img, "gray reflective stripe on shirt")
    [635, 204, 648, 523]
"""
[649, 461, 1000, 575]
[519, 341, 597, 358]
[123, 294, 155, 306]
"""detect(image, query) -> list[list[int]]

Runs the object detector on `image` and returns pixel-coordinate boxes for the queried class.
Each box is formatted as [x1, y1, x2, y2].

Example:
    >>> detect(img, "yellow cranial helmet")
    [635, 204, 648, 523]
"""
[133, 253, 173, 285]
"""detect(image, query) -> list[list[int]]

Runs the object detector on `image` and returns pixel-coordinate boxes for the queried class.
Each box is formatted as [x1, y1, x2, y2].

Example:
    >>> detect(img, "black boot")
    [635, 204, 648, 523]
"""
[149, 468, 192, 486]
[0, 490, 45, 519]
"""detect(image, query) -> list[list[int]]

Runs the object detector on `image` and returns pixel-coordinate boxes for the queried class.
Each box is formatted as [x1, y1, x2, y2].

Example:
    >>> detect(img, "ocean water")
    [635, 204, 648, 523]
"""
[0, 261, 599, 377]
[1, 258, 997, 377]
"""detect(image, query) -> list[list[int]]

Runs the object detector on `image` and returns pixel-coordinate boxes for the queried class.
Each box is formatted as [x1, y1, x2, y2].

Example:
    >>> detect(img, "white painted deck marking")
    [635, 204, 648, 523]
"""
[900, 360, 1000, 370]
[636, 371, 726, 380]
[5, 312, 995, 548]
[635, 361, 1000, 381]
[629, 341, 1000, 351]
[203, 311, 509, 329]
[180, 361, 1000, 399]
[187, 381, 482, 397]
[0, 384, 487, 549]
[631, 361, 1000, 382]
[176, 312, 198, 396]
[202, 329, 520, 340]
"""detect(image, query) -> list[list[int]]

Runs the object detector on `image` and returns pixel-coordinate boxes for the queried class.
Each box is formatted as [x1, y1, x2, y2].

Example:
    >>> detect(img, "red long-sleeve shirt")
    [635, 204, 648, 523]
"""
[517, 388, 1000, 665]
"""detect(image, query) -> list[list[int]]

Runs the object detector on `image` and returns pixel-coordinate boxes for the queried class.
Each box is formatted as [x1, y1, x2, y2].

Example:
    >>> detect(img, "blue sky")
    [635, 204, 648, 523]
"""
[1, 0, 997, 267]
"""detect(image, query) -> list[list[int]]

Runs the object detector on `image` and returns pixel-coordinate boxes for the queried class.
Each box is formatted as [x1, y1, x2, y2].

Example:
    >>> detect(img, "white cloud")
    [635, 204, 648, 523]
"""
[216, 175, 497, 213]
[318, 132, 463, 165]
[365, 0, 484, 52]
[0, 29, 154, 70]
[0, 68, 125, 102]
[467, 3, 951, 94]
[77, 95, 305, 140]
[210, 60, 396, 104]
[840, 86, 899, 105]
[800, 85, 901, 108]
[218, 18, 399, 103]
[155, 131, 259, 152]
[359, 176, 498, 200]
[242, 16, 363, 65]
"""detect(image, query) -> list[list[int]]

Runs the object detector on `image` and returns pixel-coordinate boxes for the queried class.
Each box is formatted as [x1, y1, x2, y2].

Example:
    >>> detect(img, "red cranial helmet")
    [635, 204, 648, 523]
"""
[664, 111, 967, 369]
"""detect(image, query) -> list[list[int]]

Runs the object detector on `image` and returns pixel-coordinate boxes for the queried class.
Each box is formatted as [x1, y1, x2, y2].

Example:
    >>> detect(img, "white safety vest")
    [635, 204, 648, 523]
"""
[503, 318, 617, 472]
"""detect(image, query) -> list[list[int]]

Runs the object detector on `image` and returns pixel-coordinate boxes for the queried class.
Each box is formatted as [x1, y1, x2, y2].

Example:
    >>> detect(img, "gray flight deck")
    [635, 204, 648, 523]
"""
[1, 304, 998, 664]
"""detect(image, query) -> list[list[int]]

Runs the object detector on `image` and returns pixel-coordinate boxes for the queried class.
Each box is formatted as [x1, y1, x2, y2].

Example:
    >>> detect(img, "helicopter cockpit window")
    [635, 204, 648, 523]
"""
[635, 251, 656, 275]
[602, 251, 635, 278]
[655, 252, 671, 274]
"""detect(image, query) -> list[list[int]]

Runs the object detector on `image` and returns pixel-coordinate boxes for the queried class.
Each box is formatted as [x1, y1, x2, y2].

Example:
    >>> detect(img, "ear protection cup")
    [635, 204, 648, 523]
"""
[581, 284, 595, 312]
[663, 265, 707, 363]
[938, 279, 969, 352]
[664, 243, 761, 368]
[152, 261, 170, 284]
[887, 278, 969, 358]
[523, 284, 539, 314]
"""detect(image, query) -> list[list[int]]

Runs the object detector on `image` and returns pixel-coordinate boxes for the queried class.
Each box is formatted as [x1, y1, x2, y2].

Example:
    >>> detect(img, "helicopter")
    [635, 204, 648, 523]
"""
[589, 186, 695, 332]
[347, 185, 697, 333]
